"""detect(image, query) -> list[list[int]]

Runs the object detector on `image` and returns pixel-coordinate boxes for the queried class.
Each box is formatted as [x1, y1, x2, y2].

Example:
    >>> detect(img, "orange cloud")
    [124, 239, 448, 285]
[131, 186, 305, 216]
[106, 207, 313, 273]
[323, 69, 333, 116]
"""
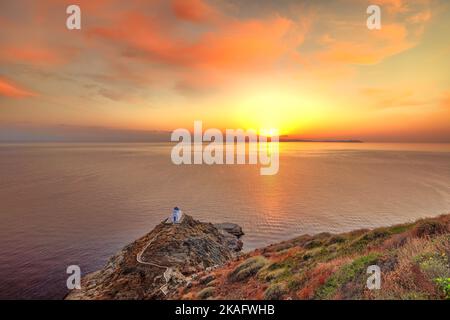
[375, 0, 408, 14]
[171, 0, 218, 23]
[312, 15, 426, 65]
[1, 46, 64, 65]
[315, 30, 411, 65]
[86, 6, 306, 85]
[0, 77, 36, 98]
[189, 17, 296, 69]
[89, 10, 300, 70]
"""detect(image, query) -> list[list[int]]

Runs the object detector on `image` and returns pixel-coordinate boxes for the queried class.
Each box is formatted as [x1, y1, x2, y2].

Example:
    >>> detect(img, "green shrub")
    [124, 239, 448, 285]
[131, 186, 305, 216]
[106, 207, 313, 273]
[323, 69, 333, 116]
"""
[327, 235, 346, 245]
[304, 239, 323, 249]
[258, 267, 286, 282]
[286, 276, 303, 291]
[435, 278, 450, 300]
[264, 283, 286, 300]
[228, 256, 268, 282]
[197, 287, 215, 299]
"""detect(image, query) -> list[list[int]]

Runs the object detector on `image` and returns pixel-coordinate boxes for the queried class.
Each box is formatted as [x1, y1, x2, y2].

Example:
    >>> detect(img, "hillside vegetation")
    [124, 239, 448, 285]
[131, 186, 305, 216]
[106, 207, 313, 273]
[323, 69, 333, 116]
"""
[175, 214, 450, 300]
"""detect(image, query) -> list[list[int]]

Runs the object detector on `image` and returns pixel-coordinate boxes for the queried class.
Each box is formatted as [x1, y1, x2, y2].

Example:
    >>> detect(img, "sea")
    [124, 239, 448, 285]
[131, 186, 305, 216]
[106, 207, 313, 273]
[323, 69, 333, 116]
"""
[0, 142, 449, 299]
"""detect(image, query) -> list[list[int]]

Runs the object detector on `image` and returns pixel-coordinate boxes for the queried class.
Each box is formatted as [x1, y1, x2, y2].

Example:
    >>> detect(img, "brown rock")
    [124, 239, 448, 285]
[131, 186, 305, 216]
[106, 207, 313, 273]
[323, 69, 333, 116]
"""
[65, 214, 243, 300]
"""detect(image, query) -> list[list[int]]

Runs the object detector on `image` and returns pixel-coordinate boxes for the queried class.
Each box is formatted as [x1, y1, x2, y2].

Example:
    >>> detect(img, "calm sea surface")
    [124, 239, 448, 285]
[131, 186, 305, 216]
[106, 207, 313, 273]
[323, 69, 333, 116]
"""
[0, 142, 449, 299]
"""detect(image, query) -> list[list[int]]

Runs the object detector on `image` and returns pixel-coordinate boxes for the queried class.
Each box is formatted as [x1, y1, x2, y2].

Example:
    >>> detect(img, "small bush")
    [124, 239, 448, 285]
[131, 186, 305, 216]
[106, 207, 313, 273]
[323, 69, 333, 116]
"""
[327, 235, 346, 245]
[412, 221, 447, 238]
[435, 278, 450, 299]
[258, 267, 286, 282]
[264, 283, 286, 300]
[286, 276, 303, 291]
[304, 239, 323, 249]
[365, 230, 390, 240]
[228, 256, 268, 282]
[198, 274, 215, 285]
[197, 287, 215, 299]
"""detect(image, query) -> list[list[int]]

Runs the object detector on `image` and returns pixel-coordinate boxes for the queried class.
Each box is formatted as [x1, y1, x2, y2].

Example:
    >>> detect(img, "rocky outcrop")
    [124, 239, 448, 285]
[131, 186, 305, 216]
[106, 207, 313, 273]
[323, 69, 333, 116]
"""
[214, 223, 245, 237]
[65, 214, 243, 300]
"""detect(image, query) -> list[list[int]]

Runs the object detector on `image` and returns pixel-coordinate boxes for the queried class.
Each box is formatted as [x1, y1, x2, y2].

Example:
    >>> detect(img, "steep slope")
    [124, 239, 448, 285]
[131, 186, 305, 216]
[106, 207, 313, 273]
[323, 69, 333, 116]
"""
[172, 214, 450, 300]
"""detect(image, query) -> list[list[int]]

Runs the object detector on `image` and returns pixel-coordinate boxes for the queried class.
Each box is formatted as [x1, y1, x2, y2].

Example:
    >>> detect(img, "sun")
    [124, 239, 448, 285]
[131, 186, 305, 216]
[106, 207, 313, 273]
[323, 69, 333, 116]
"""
[232, 87, 306, 135]
[259, 128, 279, 138]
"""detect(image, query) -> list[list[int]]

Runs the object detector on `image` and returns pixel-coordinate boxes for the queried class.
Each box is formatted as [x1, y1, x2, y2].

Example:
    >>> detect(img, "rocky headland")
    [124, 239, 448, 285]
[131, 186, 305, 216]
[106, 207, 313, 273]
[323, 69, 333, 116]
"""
[66, 214, 243, 299]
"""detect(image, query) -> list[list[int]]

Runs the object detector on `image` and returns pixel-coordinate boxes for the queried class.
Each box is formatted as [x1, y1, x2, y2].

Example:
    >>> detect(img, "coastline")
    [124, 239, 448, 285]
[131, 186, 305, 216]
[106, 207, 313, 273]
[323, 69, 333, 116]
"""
[66, 213, 450, 300]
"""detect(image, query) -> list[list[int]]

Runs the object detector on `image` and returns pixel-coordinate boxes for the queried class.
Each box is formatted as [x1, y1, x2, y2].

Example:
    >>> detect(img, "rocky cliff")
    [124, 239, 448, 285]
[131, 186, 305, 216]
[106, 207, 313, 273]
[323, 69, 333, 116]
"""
[65, 214, 243, 299]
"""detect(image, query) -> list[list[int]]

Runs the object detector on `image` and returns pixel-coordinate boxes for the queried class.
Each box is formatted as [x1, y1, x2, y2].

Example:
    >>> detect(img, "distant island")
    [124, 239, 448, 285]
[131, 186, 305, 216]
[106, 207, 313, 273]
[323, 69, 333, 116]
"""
[66, 213, 450, 300]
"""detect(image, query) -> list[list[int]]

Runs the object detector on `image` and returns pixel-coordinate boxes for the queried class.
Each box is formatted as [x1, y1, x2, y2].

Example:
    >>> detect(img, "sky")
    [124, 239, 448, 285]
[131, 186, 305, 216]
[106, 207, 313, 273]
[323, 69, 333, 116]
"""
[0, 0, 449, 142]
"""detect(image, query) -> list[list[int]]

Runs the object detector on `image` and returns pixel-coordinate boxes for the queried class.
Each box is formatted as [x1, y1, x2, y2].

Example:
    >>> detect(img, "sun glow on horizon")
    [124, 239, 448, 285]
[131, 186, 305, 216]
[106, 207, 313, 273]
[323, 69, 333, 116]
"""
[259, 128, 280, 138]
[228, 83, 336, 137]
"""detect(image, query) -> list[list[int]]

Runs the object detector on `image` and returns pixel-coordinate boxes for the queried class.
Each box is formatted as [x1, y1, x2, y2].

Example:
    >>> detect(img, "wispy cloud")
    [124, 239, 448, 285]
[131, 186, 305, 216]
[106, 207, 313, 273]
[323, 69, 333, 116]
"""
[0, 77, 36, 98]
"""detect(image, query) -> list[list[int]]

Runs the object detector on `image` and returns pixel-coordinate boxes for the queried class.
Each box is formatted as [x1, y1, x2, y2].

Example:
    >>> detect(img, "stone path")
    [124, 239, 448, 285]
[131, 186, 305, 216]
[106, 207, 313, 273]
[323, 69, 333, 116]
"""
[136, 216, 185, 295]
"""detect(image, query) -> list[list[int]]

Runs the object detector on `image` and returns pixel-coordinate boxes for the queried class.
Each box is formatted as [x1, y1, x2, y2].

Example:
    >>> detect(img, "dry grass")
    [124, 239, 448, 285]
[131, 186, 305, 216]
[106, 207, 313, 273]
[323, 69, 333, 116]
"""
[374, 235, 450, 299]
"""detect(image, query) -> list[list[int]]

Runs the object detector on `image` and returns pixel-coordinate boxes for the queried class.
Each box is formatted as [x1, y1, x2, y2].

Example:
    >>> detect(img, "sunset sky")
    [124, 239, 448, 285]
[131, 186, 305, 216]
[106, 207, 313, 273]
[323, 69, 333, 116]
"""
[0, 0, 449, 142]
